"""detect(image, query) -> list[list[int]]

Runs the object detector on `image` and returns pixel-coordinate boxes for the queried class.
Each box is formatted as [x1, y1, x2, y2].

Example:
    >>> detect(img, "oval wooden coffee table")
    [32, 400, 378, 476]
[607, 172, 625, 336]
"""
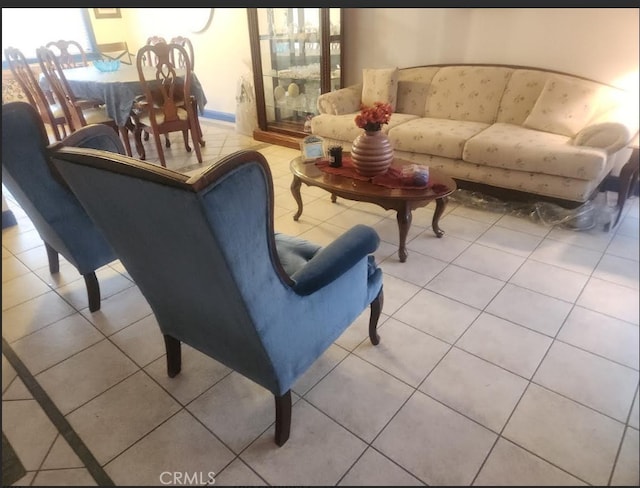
[290, 155, 456, 262]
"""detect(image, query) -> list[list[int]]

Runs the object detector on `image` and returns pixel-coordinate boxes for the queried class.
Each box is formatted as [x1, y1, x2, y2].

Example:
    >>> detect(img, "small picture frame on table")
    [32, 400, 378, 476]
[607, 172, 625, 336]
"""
[300, 135, 325, 162]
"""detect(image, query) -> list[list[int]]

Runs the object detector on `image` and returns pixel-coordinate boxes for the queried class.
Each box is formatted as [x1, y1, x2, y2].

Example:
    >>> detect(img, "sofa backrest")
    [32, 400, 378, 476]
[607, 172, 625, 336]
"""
[392, 64, 634, 137]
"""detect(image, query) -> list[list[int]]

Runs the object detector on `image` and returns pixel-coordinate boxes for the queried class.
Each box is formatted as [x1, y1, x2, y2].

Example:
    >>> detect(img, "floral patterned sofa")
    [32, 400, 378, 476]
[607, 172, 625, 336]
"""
[311, 64, 638, 205]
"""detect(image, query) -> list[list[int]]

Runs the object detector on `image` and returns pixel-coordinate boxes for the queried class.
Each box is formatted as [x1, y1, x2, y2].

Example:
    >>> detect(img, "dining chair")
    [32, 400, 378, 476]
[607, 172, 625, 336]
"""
[140, 36, 168, 67]
[132, 42, 203, 167]
[96, 41, 134, 65]
[45, 39, 89, 69]
[170, 35, 204, 147]
[2, 101, 124, 312]
[36, 46, 133, 157]
[49, 141, 384, 446]
[4, 46, 68, 141]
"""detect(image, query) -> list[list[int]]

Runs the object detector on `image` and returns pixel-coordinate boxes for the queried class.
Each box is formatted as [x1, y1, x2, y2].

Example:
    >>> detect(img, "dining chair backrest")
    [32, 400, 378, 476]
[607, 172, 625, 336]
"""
[45, 39, 88, 69]
[141, 36, 167, 66]
[170, 36, 194, 70]
[96, 41, 133, 65]
[36, 46, 85, 132]
[4, 46, 65, 141]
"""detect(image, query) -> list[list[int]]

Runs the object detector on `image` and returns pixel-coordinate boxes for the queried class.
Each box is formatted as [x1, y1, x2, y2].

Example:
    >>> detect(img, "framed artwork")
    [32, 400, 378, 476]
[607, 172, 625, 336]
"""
[300, 135, 325, 161]
[94, 8, 121, 19]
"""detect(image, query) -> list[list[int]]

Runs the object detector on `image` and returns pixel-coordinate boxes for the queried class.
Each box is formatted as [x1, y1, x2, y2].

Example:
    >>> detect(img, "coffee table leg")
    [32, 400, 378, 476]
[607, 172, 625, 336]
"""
[396, 203, 412, 263]
[432, 196, 448, 237]
[331, 193, 337, 203]
[291, 176, 303, 221]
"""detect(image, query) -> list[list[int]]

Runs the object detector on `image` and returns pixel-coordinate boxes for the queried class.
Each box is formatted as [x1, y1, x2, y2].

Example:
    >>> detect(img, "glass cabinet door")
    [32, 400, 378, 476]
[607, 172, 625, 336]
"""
[248, 8, 343, 144]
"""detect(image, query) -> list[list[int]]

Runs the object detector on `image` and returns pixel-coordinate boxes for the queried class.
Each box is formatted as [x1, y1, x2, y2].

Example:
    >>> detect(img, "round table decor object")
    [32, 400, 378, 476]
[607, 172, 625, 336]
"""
[350, 129, 394, 177]
[93, 59, 121, 72]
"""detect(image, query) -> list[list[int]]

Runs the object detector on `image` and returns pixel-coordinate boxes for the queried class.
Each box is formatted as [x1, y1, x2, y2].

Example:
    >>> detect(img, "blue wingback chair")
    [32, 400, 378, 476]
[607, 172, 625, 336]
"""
[49, 132, 384, 446]
[1, 101, 122, 311]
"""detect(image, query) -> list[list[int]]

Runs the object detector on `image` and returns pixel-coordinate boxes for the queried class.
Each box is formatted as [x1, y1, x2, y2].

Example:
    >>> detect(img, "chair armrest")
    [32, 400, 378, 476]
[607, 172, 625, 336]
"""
[572, 122, 634, 154]
[290, 224, 379, 296]
[317, 84, 363, 115]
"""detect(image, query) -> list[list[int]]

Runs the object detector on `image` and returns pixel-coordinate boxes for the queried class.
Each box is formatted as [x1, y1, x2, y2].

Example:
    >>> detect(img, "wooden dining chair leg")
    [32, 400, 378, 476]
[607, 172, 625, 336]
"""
[83, 272, 101, 312]
[153, 132, 167, 167]
[118, 126, 133, 157]
[44, 242, 59, 274]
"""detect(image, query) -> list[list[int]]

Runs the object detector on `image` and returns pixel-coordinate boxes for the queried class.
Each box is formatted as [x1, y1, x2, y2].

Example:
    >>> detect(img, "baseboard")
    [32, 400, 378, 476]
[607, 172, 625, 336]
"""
[2, 210, 17, 229]
[201, 109, 236, 124]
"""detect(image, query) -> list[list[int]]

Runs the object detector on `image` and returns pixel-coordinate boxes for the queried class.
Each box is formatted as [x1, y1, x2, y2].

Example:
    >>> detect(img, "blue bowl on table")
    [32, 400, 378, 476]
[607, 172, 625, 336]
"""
[93, 59, 121, 72]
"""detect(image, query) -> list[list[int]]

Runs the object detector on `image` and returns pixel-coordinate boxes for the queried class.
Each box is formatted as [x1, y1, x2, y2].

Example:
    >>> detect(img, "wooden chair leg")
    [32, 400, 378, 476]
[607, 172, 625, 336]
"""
[369, 287, 383, 345]
[275, 390, 292, 447]
[164, 334, 182, 378]
[83, 272, 101, 312]
[118, 125, 133, 157]
[44, 242, 59, 274]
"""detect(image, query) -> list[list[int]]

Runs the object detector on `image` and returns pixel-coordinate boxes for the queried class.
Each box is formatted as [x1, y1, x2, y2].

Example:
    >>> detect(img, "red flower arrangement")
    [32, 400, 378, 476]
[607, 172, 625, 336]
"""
[354, 101, 393, 132]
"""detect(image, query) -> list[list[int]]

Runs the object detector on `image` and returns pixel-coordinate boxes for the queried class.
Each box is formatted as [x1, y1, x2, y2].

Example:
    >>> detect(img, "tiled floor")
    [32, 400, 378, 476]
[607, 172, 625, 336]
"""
[2, 118, 639, 486]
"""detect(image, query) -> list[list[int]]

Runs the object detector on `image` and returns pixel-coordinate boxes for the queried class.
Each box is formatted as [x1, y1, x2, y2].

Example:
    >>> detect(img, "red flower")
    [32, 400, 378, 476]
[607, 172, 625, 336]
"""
[355, 101, 393, 131]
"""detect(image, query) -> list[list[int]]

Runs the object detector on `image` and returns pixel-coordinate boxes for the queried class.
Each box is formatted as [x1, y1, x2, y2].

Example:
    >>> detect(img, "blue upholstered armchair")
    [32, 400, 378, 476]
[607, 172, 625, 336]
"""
[49, 133, 384, 446]
[1, 101, 122, 311]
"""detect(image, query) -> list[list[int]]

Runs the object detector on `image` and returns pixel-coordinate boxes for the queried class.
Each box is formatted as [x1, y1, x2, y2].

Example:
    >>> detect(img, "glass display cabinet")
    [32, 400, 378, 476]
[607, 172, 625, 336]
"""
[247, 8, 343, 147]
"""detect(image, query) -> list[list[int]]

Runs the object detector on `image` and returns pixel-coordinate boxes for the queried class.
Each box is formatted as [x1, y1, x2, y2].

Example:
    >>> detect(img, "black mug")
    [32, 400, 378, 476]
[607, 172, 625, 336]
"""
[329, 146, 343, 167]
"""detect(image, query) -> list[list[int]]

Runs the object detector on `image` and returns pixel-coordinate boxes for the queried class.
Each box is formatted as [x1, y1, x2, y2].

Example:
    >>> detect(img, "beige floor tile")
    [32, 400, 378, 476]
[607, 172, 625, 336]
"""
[436, 213, 492, 242]
[450, 205, 503, 224]
[1, 228, 44, 255]
[145, 344, 232, 406]
[533, 341, 639, 422]
[474, 438, 586, 486]
[2, 354, 17, 393]
[420, 347, 528, 432]
[2, 376, 31, 400]
[425, 265, 505, 310]
[105, 410, 234, 486]
[187, 371, 275, 453]
[610, 427, 640, 486]
[456, 313, 552, 378]
[12, 245, 50, 270]
[380, 251, 447, 287]
[509, 260, 589, 303]
[476, 225, 543, 257]
[2, 255, 31, 282]
[36, 339, 139, 414]
[338, 447, 423, 486]
[453, 242, 526, 281]
[335, 308, 390, 352]
[1, 273, 51, 311]
[2, 291, 76, 343]
[373, 274, 420, 317]
[306, 354, 413, 442]
[354, 318, 449, 387]
[495, 213, 552, 237]
[393, 289, 480, 344]
[503, 384, 624, 486]
[67, 371, 181, 465]
[2, 399, 58, 471]
[109, 314, 166, 367]
[374, 217, 426, 248]
[32, 468, 97, 486]
[292, 343, 349, 396]
[373, 390, 496, 486]
[606, 233, 640, 261]
[576, 277, 639, 324]
[630, 391, 639, 429]
[529, 239, 603, 275]
[40, 435, 84, 469]
[240, 399, 367, 486]
[486, 283, 573, 336]
[546, 226, 614, 252]
[11, 313, 104, 375]
[81, 286, 153, 336]
[213, 458, 267, 486]
[593, 253, 640, 289]
[406, 230, 471, 262]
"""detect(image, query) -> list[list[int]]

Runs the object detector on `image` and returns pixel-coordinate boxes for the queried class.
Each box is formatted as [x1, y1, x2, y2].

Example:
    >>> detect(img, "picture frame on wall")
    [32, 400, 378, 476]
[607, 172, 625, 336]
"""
[94, 8, 121, 19]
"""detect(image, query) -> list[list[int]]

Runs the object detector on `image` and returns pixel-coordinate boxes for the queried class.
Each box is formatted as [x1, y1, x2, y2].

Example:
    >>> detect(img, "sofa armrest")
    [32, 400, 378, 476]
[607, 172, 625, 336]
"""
[317, 84, 363, 115]
[572, 122, 635, 154]
[291, 224, 379, 296]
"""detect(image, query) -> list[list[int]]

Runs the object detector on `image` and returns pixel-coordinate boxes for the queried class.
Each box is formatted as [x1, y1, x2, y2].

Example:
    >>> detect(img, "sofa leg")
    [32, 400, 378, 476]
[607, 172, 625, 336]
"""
[83, 272, 100, 312]
[369, 288, 383, 345]
[164, 335, 182, 378]
[45, 242, 59, 274]
[275, 390, 292, 447]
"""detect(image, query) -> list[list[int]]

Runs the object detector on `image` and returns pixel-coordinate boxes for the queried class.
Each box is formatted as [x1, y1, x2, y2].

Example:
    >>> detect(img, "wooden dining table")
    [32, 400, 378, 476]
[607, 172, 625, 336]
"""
[38, 64, 208, 129]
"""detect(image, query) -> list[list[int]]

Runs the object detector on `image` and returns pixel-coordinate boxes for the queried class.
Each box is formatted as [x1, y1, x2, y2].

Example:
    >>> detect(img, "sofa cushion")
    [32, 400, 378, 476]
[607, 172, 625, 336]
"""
[463, 123, 607, 180]
[496, 69, 549, 125]
[396, 81, 429, 116]
[361, 67, 399, 111]
[389, 117, 490, 159]
[425, 66, 513, 124]
[523, 75, 604, 137]
[311, 112, 419, 142]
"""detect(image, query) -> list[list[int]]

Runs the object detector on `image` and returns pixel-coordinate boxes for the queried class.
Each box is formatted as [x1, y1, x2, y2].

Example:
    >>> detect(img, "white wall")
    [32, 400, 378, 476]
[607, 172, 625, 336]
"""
[92, 8, 251, 116]
[92, 8, 639, 119]
[344, 8, 639, 91]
